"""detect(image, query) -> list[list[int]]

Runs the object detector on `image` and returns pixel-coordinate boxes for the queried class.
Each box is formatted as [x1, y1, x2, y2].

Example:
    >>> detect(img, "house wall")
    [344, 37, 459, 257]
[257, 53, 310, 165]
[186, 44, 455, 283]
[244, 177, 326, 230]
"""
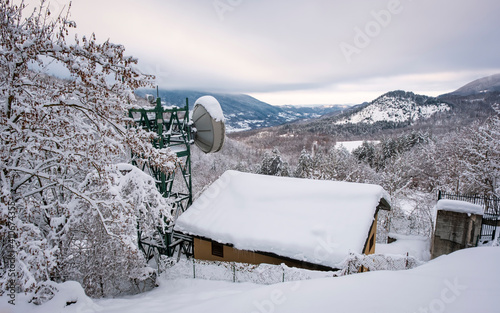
[431, 210, 482, 259]
[193, 237, 317, 270]
[363, 214, 378, 255]
[193, 212, 380, 271]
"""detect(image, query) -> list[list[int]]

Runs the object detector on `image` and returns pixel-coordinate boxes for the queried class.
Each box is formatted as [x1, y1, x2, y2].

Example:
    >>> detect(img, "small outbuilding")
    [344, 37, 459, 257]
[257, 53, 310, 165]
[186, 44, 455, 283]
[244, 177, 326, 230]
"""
[431, 199, 483, 259]
[174, 170, 391, 271]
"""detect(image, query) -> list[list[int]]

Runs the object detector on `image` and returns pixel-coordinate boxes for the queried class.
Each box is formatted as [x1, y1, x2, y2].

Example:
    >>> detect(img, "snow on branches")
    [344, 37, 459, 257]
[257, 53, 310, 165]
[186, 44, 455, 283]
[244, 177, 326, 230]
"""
[0, 0, 176, 298]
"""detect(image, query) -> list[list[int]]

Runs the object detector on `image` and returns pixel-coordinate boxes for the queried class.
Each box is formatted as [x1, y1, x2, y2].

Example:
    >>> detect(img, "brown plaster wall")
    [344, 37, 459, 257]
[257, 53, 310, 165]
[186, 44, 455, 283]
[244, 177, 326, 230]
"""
[193, 237, 313, 269]
[193, 212, 380, 271]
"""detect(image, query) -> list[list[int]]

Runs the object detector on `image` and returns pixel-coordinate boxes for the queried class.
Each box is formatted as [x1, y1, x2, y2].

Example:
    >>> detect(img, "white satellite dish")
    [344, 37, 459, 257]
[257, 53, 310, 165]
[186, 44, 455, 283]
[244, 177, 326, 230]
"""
[191, 96, 225, 153]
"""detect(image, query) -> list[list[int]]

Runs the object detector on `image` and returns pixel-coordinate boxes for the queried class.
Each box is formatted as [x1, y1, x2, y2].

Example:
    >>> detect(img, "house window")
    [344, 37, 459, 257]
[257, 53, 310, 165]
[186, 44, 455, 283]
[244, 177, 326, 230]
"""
[211, 241, 224, 258]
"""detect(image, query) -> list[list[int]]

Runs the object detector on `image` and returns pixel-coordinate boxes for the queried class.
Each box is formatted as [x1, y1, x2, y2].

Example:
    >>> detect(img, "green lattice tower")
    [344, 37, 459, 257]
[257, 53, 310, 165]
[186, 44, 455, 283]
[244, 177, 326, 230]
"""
[129, 96, 193, 259]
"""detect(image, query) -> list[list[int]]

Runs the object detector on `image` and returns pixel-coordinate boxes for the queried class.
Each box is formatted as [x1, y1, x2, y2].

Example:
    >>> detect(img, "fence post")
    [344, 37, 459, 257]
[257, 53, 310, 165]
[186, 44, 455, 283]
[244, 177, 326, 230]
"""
[232, 263, 236, 282]
[193, 258, 196, 279]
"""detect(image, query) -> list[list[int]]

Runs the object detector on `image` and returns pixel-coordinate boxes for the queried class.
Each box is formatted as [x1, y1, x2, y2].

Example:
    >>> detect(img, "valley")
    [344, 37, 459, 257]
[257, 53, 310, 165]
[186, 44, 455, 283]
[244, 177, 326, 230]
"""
[135, 89, 348, 132]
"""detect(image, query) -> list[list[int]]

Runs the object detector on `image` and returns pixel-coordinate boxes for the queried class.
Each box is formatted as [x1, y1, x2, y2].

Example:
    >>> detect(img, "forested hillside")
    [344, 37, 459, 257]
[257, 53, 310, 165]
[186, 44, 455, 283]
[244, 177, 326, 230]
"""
[231, 91, 498, 141]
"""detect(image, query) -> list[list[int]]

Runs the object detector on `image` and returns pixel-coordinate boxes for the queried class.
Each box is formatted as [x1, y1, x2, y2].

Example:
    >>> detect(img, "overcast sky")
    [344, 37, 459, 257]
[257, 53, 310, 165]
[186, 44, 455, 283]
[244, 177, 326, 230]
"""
[35, 0, 500, 105]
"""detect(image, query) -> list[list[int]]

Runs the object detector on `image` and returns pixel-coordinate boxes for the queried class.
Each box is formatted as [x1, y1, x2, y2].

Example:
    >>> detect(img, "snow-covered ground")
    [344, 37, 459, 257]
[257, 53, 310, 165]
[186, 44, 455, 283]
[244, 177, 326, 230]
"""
[376, 233, 431, 261]
[334, 140, 380, 152]
[3, 247, 499, 313]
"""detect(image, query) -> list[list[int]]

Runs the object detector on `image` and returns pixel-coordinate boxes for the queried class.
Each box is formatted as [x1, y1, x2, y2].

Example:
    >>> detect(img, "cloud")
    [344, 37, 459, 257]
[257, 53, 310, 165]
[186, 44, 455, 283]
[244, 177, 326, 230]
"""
[26, 0, 500, 104]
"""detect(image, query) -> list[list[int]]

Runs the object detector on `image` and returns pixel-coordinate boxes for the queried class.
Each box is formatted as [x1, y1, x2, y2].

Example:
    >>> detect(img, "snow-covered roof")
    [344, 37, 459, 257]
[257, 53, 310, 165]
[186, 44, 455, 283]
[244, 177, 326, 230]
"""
[175, 170, 391, 268]
[436, 199, 483, 215]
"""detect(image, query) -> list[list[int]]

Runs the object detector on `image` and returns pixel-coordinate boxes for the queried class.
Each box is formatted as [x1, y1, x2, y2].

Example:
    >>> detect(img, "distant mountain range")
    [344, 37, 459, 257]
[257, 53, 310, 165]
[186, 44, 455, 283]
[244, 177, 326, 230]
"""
[134, 89, 347, 132]
[230, 73, 500, 141]
[329, 74, 500, 130]
[135, 73, 500, 134]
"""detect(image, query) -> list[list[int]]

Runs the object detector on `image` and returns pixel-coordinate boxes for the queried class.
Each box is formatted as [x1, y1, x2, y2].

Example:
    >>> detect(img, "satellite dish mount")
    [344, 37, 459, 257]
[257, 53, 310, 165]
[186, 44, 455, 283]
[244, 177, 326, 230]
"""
[128, 93, 225, 260]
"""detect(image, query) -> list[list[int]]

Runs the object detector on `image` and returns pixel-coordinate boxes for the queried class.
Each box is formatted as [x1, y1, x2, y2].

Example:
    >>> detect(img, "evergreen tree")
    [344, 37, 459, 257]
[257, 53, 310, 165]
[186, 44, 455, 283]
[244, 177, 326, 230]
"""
[258, 148, 290, 177]
[352, 141, 376, 168]
[294, 149, 314, 178]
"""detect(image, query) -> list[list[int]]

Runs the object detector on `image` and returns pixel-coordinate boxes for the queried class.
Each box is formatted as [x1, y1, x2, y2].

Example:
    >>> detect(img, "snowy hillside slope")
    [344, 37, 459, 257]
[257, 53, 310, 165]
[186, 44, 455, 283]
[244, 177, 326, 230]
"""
[335, 90, 451, 125]
[8, 247, 499, 313]
[443, 73, 500, 96]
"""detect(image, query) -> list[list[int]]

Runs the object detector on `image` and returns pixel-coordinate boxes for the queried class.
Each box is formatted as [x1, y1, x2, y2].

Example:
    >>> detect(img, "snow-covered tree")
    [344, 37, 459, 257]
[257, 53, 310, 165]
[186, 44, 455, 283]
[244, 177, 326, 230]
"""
[60, 164, 172, 297]
[317, 147, 376, 184]
[293, 149, 314, 178]
[352, 141, 376, 168]
[402, 141, 441, 192]
[191, 138, 259, 198]
[258, 148, 290, 177]
[0, 0, 176, 298]
[459, 114, 500, 196]
[380, 155, 414, 196]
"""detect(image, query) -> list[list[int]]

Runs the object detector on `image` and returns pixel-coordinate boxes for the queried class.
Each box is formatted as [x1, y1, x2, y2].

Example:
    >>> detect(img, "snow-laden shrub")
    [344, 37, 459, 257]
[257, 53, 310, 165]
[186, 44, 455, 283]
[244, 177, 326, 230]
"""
[59, 164, 171, 297]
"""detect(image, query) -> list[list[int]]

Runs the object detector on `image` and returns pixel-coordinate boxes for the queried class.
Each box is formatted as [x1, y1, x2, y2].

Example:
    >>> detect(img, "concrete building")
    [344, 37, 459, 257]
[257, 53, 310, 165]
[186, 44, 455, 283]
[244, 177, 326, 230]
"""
[431, 199, 483, 259]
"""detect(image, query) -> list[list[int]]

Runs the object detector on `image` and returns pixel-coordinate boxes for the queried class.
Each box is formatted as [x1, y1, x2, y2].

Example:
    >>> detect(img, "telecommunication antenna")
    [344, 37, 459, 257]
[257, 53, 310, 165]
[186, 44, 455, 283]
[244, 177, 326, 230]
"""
[128, 93, 225, 262]
[192, 96, 225, 153]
